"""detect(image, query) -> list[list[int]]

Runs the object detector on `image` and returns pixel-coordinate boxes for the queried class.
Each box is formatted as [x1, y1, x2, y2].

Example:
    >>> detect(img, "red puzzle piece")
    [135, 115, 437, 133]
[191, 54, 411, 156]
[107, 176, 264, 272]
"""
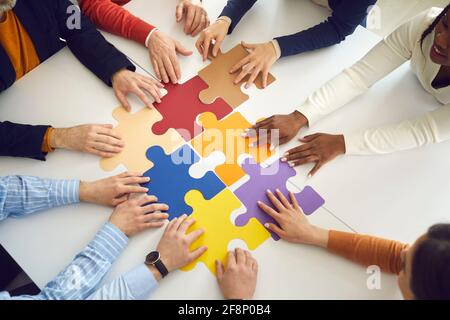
[152, 76, 232, 141]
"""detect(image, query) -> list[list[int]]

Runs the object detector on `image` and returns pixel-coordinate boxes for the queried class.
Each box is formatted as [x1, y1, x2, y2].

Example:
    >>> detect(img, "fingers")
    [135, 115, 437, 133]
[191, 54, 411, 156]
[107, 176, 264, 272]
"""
[186, 227, 204, 244]
[175, 40, 192, 56]
[136, 195, 158, 206]
[262, 69, 269, 88]
[188, 7, 201, 35]
[121, 185, 149, 195]
[175, 3, 184, 22]
[289, 192, 302, 211]
[178, 216, 195, 233]
[275, 189, 293, 209]
[201, 34, 212, 61]
[129, 85, 153, 109]
[143, 221, 166, 229]
[234, 62, 256, 85]
[96, 127, 124, 143]
[172, 214, 187, 231]
[142, 212, 169, 222]
[169, 53, 181, 83]
[235, 248, 245, 265]
[141, 203, 169, 215]
[216, 260, 224, 280]
[184, 5, 196, 34]
[122, 176, 151, 185]
[242, 41, 257, 50]
[309, 161, 323, 177]
[264, 223, 287, 238]
[245, 65, 262, 89]
[227, 250, 237, 269]
[212, 34, 224, 57]
[265, 189, 285, 212]
[91, 142, 122, 154]
[87, 147, 116, 158]
[300, 133, 321, 143]
[257, 200, 280, 221]
[140, 81, 162, 104]
[115, 91, 131, 112]
[230, 55, 251, 75]
[290, 155, 320, 167]
[158, 59, 169, 83]
[151, 57, 162, 81]
[192, 12, 207, 36]
[189, 245, 207, 261]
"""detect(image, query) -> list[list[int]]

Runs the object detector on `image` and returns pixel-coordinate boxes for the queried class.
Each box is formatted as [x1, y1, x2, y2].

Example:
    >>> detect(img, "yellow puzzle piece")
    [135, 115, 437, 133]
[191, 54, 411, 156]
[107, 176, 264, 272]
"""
[181, 189, 270, 275]
[100, 107, 184, 173]
[190, 112, 273, 186]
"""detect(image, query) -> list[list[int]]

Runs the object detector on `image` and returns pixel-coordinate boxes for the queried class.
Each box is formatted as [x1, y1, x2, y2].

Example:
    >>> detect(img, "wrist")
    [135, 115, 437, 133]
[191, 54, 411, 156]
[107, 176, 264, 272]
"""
[216, 16, 231, 28]
[50, 128, 66, 149]
[337, 134, 346, 155]
[310, 226, 329, 248]
[79, 181, 94, 203]
[111, 68, 126, 85]
[145, 28, 159, 48]
[146, 264, 163, 282]
[291, 110, 308, 128]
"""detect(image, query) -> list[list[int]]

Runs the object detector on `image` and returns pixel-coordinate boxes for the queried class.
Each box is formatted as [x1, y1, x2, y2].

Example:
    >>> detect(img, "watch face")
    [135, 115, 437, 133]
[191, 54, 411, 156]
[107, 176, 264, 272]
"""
[146, 251, 160, 265]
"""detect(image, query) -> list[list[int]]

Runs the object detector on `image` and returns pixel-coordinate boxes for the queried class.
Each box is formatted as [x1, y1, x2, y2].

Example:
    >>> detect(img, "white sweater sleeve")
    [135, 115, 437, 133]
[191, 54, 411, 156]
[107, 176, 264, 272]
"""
[297, 10, 444, 155]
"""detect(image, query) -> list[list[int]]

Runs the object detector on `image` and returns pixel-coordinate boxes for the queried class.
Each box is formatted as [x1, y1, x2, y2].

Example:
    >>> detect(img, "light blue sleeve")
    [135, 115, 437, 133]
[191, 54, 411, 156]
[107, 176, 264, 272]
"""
[0, 223, 128, 300]
[0, 175, 80, 221]
[88, 264, 159, 300]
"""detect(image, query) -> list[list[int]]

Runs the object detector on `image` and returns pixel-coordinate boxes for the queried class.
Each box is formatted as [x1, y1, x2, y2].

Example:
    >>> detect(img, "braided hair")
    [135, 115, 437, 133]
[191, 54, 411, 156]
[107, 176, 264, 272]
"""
[420, 3, 450, 48]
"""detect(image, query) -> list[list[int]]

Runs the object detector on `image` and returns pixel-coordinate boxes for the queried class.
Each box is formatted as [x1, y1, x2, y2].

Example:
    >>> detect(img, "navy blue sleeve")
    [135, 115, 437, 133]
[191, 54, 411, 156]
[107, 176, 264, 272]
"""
[219, 0, 258, 34]
[0, 121, 50, 160]
[275, 0, 376, 58]
[53, 0, 135, 86]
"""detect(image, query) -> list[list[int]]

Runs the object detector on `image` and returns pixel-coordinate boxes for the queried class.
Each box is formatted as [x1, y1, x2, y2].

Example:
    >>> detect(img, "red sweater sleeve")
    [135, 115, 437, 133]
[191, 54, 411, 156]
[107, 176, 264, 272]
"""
[79, 0, 155, 45]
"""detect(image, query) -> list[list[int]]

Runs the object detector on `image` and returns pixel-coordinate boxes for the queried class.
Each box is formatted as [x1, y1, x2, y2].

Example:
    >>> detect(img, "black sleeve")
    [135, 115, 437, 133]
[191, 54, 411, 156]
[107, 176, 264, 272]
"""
[0, 121, 50, 160]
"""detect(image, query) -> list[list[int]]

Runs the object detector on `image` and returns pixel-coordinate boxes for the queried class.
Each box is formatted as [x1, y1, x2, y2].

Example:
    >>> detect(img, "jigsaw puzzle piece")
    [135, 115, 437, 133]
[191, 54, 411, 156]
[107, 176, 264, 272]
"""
[181, 189, 270, 274]
[198, 44, 276, 108]
[234, 159, 325, 240]
[151, 76, 232, 141]
[191, 112, 273, 186]
[100, 107, 184, 173]
[141, 144, 226, 220]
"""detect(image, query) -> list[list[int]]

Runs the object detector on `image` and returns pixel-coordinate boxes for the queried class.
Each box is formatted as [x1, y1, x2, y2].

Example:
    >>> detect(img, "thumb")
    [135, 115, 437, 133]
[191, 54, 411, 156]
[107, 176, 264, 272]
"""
[241, 41, 256, 50]
[175, 40, 193, 56]
[264, 222, 286, 238]
[176, 3, 184, 22]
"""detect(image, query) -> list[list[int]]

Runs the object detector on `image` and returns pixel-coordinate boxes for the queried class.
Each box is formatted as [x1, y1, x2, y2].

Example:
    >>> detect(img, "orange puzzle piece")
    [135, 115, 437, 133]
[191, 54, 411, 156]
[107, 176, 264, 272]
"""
[191, 112, 273, 186]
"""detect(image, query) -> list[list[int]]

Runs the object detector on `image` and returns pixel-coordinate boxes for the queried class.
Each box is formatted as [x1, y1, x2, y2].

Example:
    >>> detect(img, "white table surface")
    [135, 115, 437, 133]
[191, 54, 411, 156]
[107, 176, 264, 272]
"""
[3, 0, 444, 299]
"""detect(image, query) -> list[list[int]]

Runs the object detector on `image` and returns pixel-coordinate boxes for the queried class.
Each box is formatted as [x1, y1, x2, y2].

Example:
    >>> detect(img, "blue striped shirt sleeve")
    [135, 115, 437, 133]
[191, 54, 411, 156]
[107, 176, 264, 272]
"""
[0, 175, 80, 221]
[1, 222, 128, 300]
[87, 264, 159, 300]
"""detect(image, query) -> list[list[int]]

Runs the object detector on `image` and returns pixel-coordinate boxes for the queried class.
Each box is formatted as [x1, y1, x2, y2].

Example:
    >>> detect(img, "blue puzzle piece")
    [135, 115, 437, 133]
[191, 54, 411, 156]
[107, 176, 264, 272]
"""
[142, 144, 226, 219]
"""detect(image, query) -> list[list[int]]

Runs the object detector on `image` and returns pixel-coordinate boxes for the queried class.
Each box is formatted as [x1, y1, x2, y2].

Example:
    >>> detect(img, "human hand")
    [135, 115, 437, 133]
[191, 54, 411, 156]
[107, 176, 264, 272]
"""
[230, 41, 277, 89]
[79, 172, 150, 206]
[148, 30, 192, 84]
[195, 19, 230, 61]
[258, 189, 329, 247]
[109, 195, 169, 237]
[244, 111, 309, 148]
[176, 0, 210, 36]
[112, 69, 164, 110]
[216, 248, 258, 300]
[155, 214, 207, 273]
[51, 124, 124, 158]
[282, 133, 346, 176]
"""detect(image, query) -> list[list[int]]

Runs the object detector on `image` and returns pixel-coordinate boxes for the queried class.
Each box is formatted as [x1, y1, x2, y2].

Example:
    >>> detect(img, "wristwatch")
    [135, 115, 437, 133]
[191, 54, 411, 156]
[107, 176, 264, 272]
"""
[145, 251, 169, 278]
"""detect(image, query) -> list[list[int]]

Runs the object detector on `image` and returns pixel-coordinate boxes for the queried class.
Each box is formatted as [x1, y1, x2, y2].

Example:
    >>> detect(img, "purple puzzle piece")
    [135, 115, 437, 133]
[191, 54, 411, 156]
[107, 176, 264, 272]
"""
[234, 159, 325, 240]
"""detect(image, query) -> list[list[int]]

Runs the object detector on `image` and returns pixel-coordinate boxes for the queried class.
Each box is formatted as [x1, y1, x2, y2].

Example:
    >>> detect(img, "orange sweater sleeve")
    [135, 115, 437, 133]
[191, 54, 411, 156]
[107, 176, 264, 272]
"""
[79, 0, 155, 45]
[327, 230, 408, 274]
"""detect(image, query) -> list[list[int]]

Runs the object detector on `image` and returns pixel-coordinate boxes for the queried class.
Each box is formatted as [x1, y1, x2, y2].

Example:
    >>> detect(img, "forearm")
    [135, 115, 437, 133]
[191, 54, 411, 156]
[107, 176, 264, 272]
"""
[88, 264, 158, 300]
[297, 40, 408, 126]
[7, 223, 128, 300]
[79, 0, 155, 45]
[57, 1, 135, 86]
[327, 230, 407, 274]
[0, 121, 50, 160]
[345, 105, 450, 155]
[219, 0, 257, 33]
[0, 176, 79, 221]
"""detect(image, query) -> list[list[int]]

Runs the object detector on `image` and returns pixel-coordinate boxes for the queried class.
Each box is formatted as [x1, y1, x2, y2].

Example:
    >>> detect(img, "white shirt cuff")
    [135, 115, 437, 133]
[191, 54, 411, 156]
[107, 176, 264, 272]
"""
[145, 28, 159, 48]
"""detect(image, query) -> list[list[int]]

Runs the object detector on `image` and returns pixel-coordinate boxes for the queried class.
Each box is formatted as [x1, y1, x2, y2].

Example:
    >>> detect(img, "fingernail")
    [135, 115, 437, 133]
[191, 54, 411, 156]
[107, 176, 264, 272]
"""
[266, 189, 272, 194]
[284, 152, 289, 156]
[264, 223, 270, 228]
[257, 201, 262, 204]
[308, 174, 312, 178]
[275, 188, 280, 193]
[281, 157, 287, 162]
[289, 163, 295, 167]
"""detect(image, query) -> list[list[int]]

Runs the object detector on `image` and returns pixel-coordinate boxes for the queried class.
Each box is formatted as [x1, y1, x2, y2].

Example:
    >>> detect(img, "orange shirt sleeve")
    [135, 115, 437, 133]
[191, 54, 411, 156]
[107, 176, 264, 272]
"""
[327, 230, 408, 274]
[41, 127, 54, 153]
[79, 0, 156, 45]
